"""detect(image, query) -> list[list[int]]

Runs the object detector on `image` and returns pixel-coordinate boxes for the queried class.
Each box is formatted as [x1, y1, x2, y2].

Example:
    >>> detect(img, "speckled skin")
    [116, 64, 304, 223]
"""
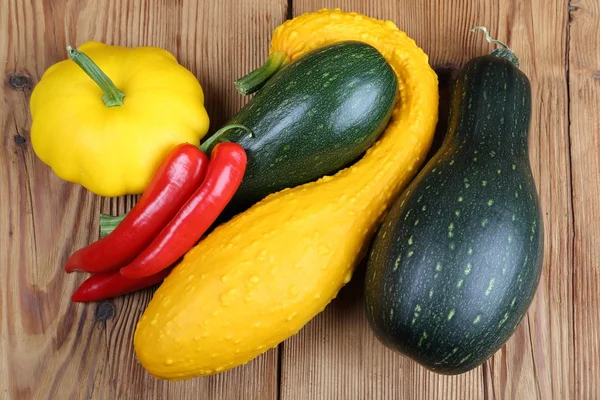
[222, 41, 397, 214]
[365, 54, 544, 374]
[133, 8, 438, 380]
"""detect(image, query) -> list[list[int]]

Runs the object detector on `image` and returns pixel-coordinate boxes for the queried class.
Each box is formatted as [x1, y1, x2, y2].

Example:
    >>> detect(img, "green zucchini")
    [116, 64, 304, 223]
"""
[209, 41, 397, 215]
[364, 28, 543, 374]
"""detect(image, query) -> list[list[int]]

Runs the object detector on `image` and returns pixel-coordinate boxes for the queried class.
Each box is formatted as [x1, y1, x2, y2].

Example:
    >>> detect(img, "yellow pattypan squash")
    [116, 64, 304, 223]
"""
[30, 41, 210, 197]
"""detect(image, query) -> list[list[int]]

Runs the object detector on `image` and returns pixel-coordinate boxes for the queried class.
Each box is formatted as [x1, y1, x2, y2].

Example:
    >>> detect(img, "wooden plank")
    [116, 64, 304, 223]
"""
[568, 1, 600, 399]
[0, 0, 285, 398]
[282, 2, 573, 399]
[484, 2, 574, 398]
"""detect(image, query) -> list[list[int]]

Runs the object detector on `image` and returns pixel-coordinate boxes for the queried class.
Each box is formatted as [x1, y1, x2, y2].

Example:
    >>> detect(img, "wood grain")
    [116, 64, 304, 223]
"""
[568, 1, 600, 399]
[484, 2, 575, 398]
[0, 0, 286, 399]
[1, 0, 597, 399]
[282, 1, 574, 399]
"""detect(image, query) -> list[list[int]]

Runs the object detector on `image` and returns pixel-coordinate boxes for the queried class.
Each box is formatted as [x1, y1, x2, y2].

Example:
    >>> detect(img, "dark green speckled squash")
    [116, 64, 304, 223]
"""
[364, 28, 543, 375]
[209, 40, 397, 215]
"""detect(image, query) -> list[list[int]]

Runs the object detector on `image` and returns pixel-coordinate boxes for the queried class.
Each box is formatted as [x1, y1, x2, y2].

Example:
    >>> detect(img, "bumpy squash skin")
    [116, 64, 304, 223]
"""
[364, 55, 543, 374]
[222, 41, 398, 213]
[134, 8, 438, 380]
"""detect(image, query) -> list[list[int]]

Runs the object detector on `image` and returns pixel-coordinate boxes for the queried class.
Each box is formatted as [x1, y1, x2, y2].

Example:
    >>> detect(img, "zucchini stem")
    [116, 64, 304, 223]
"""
[471, 26, 511, 50]
[234, 52, 289, 95]
[471, 26, 520, 68]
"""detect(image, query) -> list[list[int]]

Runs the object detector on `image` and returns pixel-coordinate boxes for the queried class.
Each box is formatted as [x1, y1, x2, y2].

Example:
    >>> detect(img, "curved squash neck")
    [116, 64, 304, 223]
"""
[445, 56, 531, 156]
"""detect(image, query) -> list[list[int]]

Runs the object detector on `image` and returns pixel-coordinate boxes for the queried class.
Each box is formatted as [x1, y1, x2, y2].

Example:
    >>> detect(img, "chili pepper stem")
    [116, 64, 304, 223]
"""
[234, 51, 289, 95]
[199, 124, 253, 154]
[67, 45, 126, 107]
[99, 213, 127, 238]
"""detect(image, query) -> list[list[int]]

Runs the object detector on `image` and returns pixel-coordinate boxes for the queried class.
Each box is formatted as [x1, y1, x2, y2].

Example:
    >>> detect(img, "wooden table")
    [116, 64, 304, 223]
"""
[1, 0, 598, 399]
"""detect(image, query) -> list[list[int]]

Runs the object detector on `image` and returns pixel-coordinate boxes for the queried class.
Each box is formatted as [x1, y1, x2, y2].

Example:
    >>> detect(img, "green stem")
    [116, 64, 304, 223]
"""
[99, 213, 127, 238]
[471, 26, 520, 68]
[234, 52, 289, 95]
[199, 124, 253, 154]
[67, 45, 126, 107]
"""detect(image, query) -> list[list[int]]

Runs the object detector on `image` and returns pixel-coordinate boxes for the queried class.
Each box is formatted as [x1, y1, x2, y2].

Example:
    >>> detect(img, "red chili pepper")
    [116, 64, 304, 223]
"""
[71, 267, 172, 302]
[119, 141, 247, 279]
[65, 143, 209, 274]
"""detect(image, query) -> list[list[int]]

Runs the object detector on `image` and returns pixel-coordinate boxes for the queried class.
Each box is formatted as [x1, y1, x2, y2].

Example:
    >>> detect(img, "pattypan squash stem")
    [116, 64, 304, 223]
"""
[67, 45, 126, 107]
[471, 26, 520, 68]
[199, 124, 252, 154]
[234, 52, 289, 95]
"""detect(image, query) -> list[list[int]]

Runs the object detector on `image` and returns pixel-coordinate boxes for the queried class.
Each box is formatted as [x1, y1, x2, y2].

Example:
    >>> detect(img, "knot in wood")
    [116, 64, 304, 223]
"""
[95, 301, 116, 322]
[7, 73, 32, 90]
[14, 135, 26, 147]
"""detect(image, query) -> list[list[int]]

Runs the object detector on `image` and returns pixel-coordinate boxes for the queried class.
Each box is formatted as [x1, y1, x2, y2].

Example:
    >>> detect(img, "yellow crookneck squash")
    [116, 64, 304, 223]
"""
[134, 8, 439, 380]
[30, 42, 209, 197]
